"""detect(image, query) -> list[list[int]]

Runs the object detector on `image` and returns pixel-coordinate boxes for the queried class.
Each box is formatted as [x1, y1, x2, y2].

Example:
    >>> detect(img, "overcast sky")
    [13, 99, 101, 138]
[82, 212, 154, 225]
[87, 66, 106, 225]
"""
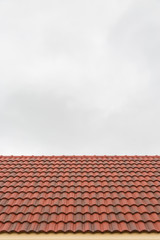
[0, 0, 160, 155]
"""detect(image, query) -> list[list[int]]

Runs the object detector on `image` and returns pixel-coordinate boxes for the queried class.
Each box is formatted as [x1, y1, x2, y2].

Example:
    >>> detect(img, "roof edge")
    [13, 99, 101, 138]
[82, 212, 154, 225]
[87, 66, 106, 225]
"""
[0, 232, 160, 240]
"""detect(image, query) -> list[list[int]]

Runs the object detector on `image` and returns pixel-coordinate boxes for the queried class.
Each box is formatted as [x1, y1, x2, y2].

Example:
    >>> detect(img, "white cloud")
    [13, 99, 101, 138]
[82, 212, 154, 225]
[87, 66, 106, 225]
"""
[0, 0, 160, 155]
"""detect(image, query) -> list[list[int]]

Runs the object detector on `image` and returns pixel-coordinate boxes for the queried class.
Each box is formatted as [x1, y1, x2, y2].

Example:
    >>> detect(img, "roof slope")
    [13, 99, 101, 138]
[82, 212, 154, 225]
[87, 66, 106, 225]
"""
[0, 155, 160, 233]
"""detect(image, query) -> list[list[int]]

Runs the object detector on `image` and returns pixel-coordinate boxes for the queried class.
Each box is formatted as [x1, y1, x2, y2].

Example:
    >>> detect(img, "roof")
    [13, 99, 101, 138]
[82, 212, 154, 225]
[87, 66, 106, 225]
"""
[0, 155, 160, 233]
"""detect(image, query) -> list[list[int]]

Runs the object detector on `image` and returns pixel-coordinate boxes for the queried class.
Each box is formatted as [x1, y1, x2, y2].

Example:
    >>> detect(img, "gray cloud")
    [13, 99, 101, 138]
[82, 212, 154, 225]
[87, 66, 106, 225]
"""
[0, 0, 160, 155]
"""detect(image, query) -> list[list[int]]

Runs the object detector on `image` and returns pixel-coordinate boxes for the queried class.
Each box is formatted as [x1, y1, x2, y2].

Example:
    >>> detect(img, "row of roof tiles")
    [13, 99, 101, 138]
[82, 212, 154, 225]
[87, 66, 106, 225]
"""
[1, 186, 160, 192]
[1, 181, 159, 187]
[1, 161, 160, 165]
[1, 204, 160, 214]
[3, 170, 145, 173]
[0, 212, 160, 223]
[1, 175, 160, 181]
[1, 191, 159, 199]
[1, 197, 159, 206]
[0, 163, 159, 168]
[1, 172, 159, 177]
[1, 162, 157, 165]
[0, 221, 160, 232]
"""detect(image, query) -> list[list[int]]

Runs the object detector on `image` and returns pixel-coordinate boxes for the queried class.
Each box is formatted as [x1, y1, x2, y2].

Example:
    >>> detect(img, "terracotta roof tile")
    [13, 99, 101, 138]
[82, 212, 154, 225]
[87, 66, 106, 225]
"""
[0, 155, 160, 233]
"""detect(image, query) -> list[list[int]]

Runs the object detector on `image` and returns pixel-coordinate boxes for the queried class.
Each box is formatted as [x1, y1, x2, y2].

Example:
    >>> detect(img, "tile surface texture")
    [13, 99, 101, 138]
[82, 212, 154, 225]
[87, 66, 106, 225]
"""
[0, 155, 160, 233]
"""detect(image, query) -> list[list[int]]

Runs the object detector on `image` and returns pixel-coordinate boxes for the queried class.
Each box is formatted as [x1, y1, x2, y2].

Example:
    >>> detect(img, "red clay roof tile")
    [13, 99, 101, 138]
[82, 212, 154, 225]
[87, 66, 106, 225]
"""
[0, 155, 160, 233]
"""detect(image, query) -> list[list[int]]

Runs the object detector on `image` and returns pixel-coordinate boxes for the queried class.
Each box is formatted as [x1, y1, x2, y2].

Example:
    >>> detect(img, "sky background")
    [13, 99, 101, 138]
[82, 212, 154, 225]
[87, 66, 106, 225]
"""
[0, 0, 160, 155]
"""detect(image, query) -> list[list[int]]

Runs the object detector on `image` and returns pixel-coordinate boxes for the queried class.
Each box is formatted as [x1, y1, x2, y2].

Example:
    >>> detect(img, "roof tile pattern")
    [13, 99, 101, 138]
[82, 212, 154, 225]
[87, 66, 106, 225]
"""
[0, 155, 160, 233]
